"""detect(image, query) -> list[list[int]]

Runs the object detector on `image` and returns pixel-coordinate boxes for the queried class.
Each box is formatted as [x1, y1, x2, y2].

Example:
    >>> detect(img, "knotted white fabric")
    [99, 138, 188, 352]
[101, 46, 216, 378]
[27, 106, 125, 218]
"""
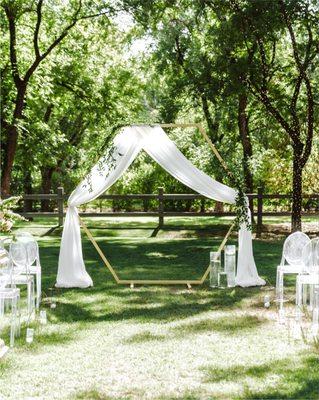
[56, 125, 265, 288]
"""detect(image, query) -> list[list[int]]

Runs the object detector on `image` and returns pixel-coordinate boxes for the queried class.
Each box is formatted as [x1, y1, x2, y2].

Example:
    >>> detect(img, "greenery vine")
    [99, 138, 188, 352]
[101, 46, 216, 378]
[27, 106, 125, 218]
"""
[83, 122, 252, 230]
[227, 160, 252, 231]
[82, 144, 124, 192]
[234, 186, 252, 231]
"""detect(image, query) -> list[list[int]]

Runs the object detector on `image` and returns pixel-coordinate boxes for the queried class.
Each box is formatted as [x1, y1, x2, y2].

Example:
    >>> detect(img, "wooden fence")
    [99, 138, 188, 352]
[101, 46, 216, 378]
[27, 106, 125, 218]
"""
[16, 187, 319, 236]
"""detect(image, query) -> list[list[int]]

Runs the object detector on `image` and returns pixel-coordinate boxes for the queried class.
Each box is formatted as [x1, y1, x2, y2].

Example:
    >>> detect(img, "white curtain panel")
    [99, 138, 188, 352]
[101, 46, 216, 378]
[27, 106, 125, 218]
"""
[57, 128, 143, 287]
[56, 125, 265, 288]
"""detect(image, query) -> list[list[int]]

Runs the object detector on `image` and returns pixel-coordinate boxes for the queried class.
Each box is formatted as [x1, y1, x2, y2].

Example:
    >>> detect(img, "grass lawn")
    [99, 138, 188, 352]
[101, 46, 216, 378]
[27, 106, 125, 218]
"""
[0, 216, 318, 399]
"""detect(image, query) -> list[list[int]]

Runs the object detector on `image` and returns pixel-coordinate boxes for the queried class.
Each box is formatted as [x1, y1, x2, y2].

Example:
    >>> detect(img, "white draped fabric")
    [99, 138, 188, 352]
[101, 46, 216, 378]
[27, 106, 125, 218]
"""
[56, 125, 265, 288]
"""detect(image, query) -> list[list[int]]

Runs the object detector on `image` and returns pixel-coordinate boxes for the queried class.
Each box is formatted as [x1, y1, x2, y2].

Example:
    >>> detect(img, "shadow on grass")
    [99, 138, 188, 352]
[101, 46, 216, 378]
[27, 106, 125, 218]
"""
[35, 329, 75, 345]
[155, 395, 202, 400]
[82, 236, 228, 281]
[72, 389, 117, 400]
[10, 323, 77, 351]
[124, 314, 265, 345]
[40, 225, 60, 237]
[51, 287, 258, 324]
[202, 355, 319, 400]
[203, 362, 275, 383]
[36, 230, 281, 293]
[73, 389, 200, 400]
[124, 331, 166, 344]
[0, 233, 274, 358]
[253, 239, 283, 286]
[172, 315, 264, 336]
[150, 225, 161, 237]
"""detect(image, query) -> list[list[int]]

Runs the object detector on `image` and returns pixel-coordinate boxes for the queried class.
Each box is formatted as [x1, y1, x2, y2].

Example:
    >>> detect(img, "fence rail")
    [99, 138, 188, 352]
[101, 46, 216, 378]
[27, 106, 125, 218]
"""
[12, 186, 319, 236]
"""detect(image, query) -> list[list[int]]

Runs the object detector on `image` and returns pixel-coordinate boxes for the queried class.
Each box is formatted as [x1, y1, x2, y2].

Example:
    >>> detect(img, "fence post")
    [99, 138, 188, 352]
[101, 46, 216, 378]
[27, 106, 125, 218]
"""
[57, 187, 64, 226]
[158, 187, 164, 227]
[256, 187, 263, 238]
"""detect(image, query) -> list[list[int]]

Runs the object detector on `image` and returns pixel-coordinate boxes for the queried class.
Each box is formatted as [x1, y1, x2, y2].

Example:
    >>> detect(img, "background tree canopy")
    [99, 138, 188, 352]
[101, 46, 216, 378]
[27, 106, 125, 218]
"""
[1, 0, 318, 229]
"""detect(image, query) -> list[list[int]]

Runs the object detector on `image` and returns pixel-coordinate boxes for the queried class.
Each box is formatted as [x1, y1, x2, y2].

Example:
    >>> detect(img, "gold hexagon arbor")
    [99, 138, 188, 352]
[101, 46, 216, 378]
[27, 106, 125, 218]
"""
[79, 123, 236, 287]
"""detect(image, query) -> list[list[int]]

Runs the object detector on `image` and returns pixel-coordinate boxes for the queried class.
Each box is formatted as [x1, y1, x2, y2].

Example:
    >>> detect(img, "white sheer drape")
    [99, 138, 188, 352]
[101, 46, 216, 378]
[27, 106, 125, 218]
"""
[57, 128, 142, 287]
[56, 125, 265, 288]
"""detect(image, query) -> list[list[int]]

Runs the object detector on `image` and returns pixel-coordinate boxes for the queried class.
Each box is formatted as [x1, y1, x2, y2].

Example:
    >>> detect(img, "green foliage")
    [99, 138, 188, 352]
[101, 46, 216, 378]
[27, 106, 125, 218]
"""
[1, 0, 319, 212]
[235, 188, 252, 231]
[0, 196, 26, 232]
[1, 1, 148, 194]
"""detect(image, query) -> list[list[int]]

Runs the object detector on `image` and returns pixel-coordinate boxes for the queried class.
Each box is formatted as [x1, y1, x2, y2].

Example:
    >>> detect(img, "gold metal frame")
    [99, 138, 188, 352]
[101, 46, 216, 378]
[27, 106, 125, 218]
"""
[80, 123, 236, 287]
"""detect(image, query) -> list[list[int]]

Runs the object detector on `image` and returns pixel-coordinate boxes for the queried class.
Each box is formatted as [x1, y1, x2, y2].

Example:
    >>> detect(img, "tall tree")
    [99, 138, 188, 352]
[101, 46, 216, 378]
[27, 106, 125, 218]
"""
[0, 0, 110, 195]
[124, 0, 318, 229]
[216, 0, 319, 230]
[124, 1, 258, 197]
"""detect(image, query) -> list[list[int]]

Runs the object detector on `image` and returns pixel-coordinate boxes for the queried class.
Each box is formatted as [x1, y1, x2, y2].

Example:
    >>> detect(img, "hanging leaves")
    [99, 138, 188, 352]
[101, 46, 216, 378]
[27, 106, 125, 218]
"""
[235, 187, 252, 231]
[82, 143, 124, 192]
[0, 196, 27, 232]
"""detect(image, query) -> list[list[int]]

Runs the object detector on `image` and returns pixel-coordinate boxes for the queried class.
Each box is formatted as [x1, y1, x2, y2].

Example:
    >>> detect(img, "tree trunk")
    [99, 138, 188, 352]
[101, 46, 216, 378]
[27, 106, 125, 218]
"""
[291, 147, 303, 231]
[201, 95, 224, 212]
[214, 173, 225, 213]
[238, 93, 254, 218]
[238, 94, 253, 193]
[1, 84, 27, 196]
[41, 167, 55, 211]
[201, 94, 219, 139]
[214, 201, 224, 213]
[200, 199, 205, 213]
[23, 169, 33, 213]
[1, 123, 19, 196]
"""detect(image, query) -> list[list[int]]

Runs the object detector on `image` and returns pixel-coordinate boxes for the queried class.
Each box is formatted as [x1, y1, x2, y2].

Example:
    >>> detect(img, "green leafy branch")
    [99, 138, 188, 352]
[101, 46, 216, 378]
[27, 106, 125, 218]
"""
[225, 160, 252, 231]
[0, 196, 27, 232]
[82, 144, 124, 192]
[235, 187, 252, 231]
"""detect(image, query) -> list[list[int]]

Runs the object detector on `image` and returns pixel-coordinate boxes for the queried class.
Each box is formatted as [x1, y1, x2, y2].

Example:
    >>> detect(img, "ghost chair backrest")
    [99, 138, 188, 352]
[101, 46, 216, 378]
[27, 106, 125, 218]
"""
[25, 241, 38, 271]
[15, 231, 34, 244]
[0, 248, 11, 288]
[283, 231, 311, 267]
[9, 242, 27, 274]
[301, 238, 319, 276]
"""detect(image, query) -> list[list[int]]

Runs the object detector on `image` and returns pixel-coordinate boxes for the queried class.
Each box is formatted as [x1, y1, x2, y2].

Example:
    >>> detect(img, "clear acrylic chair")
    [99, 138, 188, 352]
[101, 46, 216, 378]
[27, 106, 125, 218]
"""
[0, 248, 21, 347]
[16, 232, 41, 310]
[296, 238, 319, 322]
[312, 286, 319, 336]
[9, 242, 35, 317]
[276, 231, 310, 315]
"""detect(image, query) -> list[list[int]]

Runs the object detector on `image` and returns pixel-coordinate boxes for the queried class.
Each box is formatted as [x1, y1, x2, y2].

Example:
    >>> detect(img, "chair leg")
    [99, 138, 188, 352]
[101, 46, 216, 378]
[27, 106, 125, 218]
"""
[312, 306, 319, 335]
[312, 288, 319, 336]
[27, 279, 34, 317]
[310, 285, 314, 311]
[10, 297, 17, 347]
[32, 278, 36, 313]
[27, 280, 31, 316]
[296, 277, 303, 322]
[0, 297, 4, 317]
[5, 298, 10, 312]
[278, 270, 285, 308]
[278, 303, 285, 323]
[17, 292, 21, 337]
[276, 268, 280, 299]
[302, 283, 308, 306]
[36, 271, 41, 310]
